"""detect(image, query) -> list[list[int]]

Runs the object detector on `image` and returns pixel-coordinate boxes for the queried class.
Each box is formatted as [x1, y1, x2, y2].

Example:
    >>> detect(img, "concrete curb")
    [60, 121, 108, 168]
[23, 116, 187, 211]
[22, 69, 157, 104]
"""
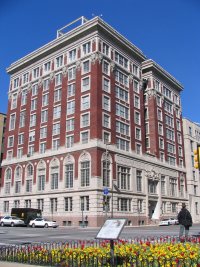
[0, 262, 44, 267]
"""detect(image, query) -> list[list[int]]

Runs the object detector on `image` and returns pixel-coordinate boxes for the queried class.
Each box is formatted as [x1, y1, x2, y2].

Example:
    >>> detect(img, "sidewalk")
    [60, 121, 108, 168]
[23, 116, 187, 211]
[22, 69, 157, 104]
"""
[0, 262, 44, 267]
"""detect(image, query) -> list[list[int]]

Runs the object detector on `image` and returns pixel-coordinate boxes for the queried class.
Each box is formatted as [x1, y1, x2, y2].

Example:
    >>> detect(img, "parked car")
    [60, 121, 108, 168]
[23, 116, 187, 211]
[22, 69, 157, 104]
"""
[0, 216, 25, 227]
[29, 218, 59, 228]
[159, 218, 179, 226]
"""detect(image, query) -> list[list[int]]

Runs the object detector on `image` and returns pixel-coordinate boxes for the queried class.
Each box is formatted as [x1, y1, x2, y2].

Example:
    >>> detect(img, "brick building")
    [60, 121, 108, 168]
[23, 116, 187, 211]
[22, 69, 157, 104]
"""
[0, 113, 6, 188]
[0, 16, 187, 226]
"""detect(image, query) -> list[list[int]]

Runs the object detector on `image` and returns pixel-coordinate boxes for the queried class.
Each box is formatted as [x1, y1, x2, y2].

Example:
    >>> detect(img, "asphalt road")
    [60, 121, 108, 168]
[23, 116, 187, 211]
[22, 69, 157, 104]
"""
[0, 224, 200, 246]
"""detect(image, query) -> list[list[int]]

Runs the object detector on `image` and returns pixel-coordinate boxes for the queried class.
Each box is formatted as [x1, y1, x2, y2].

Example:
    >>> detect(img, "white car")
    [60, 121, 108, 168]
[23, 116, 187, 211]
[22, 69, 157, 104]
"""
[0, 216, 25, 227]
[159, 218, 179, 226]
[29, 218, 59, 228]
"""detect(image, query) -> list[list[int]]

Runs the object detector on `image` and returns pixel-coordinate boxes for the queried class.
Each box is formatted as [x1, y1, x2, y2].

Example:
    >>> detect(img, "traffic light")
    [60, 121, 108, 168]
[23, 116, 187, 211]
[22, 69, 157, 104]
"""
[194, 145, 200, 169]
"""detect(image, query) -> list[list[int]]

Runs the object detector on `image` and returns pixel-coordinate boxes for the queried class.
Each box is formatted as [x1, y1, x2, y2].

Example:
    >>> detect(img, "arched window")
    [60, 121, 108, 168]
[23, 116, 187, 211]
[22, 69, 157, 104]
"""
[64, 155, 74, 188]
[79, 152, 91, 187]
[50, 158, 59, 190]
[25, 164, 33, 193]
[5, 168, 12, 194]
[14, 166, 22, 194]
[37, 160, 46, 191]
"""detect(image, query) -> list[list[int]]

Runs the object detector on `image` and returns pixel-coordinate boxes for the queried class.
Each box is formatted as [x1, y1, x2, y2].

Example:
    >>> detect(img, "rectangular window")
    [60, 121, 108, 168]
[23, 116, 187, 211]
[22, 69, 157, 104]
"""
[41, 110, 48, 123]
[66, 118, 74, 131]
[102, 61, 110, 75]
[51, 173, 58, 189]
[134, 111, 141, 125]
[55, 55, 63, 68]
[4, 201, 9, 212]
[52, 123, 60, 135]
[40, 142, 46, 154]
[82, 77, 90, 92]
[67, 100, 75, 115]
[103, 78, 110, 93]
[31, 99, 37, 111]
[67, 83, 75, 97]
[65, 164, 73, 188]
[82, 60, 90, 73]
[81, 95, 90, 110]
[32, 67, 40, 79]
[115, 70, 128, 86]
[54, 89, 61, 102]
[28, 145, 34, 156]
[38, 175, 45, 191]
[37, 199, 44, 211]
[11, 93, 17, 109]
[43, 78, 50, 91]
[22, 73, 29, 84]
[116, 121, 129, 135]
[103, 95, 110, 111]
[82, 42, 91, 56]
[102, 43, 110, 56]
[116, 138, 129, 151]
[9, 114, 16, 130]
[18, 133, 24, 145]
[68, 67, 76, 80]
[81, 131, 89, 144]
[116, 103, 129, 119]
[66, 135, 74, 148]
[26, 180, 32, 193]
[68, 49, 76, 63]
[29, 130, 35, 142]
[50, 198, 57, 212]
[117, 166, 130, 190]
[8, 136, 14, 147]
[42, 94, 48, 107]
[81, 113, 89, 127]
[136, 170, 142, 192]
[44, 61, 51, 73]
[117, 198, 131, 211]
[13, 78, 19, 89]
[40, 127, 47, 139]
[55, 73, 62, 86]
[53, 105, 61, 119]
[115, 86, 128, 102]
[103, 114, 110, 128]
[81, 161, 90, 186]
[30, 114, 36, 127]
[32, 83, 38, 96]
[52, 139, 60, 150]
[80, 196, 89, 211]
[21, 89, 27, 106]
[134, 95, 140, 109]
[115, 52, 128, 69]
[19, 111, 26, 128]
[134, 80, 139, 93]
[64, 197, 73, 211]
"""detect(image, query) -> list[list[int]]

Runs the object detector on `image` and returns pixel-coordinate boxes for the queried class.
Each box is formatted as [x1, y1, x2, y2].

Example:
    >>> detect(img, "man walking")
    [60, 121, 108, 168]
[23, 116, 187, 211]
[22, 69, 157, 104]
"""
[177, 203, 192, 240]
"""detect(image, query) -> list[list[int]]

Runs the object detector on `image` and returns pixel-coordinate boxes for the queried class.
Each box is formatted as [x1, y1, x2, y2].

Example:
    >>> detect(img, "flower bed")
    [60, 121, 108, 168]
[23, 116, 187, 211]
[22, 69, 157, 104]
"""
[1, 238, 200, 266]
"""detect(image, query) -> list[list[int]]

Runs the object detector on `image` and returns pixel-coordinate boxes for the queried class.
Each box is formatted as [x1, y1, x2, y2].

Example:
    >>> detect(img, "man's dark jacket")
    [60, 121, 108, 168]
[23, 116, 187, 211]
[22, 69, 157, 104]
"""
[177, 207, 192, 227]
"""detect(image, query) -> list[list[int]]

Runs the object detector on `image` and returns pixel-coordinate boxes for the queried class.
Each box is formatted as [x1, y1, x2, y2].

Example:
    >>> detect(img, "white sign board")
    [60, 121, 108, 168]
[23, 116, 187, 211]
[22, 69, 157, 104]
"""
[96, 218, 127, 240]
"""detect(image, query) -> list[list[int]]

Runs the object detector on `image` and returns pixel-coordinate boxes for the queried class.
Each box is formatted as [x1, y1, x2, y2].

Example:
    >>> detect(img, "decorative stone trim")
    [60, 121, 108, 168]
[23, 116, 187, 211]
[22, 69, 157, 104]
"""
[76, 60, 81, 70]
[62, 66, 67, 77]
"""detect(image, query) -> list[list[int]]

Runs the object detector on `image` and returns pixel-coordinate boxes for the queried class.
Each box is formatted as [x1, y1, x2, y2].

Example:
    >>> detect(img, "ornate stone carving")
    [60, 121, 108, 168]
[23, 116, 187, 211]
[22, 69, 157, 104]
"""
[145, 169, 160, 181]
[110, 61, 116, 72]
[50, 72, 55, 81]
[129, 74, 134, 83]
[91, 53, 96, 64]
[62, 66, 67, 77]
[38, 78, 43, 87]
[76, 60, 81, 70]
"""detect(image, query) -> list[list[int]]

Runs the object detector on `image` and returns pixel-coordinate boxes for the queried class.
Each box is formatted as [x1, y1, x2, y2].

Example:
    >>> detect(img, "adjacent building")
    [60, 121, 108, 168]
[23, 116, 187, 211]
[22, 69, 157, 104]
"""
[0, 16, 188, 226]
[0, 113, 6, 188]
[182, 118, 200, 222]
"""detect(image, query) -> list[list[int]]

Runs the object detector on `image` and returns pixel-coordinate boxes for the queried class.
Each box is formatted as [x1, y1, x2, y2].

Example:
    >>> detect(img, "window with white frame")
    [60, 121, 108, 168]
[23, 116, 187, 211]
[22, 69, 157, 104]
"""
[159, 138, 164, 149]
[55, 73, 62, 86]
[32, 83, 38, 96]
[41, 109, 48, 123]
[158, 123, 163, 135]
[67, 83, 75, 97]
[13, 77, 19, 89]
[81, 113, 89, 128]
[167, 156, 176, 166]
[103, 78, 110, 92]
[115, 51, 128, 69]
[15, 166, 22, 194]
[4, 201, 9, 212]
[53, 105, 61, 119]
[102, 160, 110, 187]
[28, 145, 34, 156]
[21, 89, 27, 106]
[54, 88, 61, 102]
[66, 135, 74, 148]
[19, 110, 26, 128]
[9, 113, 16, 131]
[157, 95, 162, 107]
[55, 55, 63, 69]
[134, 111, 141, 125]
[146, 137, 150, 148]
[164, 101, 173, 114]
[177, 133, 182, 144]
[132, 64, 139, 77]
[161, 175, 166, 195]
[40, 127, 47, 139]
[163, 86, 172, 100]
[82, 60, 90, 73]
[42, 93, 49, 107]
[160, 152, 164, 162]
[52, 139, 60, 150]
[22, 72, 29, 84]
[14, 200, 20, 208]
[37, 166, 45, 191]
[116, 137, 129, 151]
[103, 114, 110, 128]
[167, 142, 175, 154]
[117, 198, 131, 211]
[50, 198, 57, 212]
[7, 150, 13, 160]
[116, 121, 129, 135]
[5, 168, 11, 194]
[26, 177, 32, 193]
[68, 49, 76, 63]
[64, 197, 73, 211]
[31, 99, 37, 111]
[18, 133, 24, 145]
[65, 164, 74, 188]
[137, 199, 143, 213]
[135, 128, 141, 140]
[66, 118, 74, 131]
[29, 130, 35, 142]
[25, 199, 31, 208]
[144, 108, 148, 120]
[82, 77, 90, 91]
[40, 142, 46, 154]
[82, 42, 91, 56]
[81, 131, 89, 144]
[145, 122, 149, 134]
[103, 95, 110, 111]
[52, 123, 60, 135]
[176, 120, 181, 131]
[136, 143, 141, 154]
[117, 166, 130, 190]
[136, 170, 142, 192]
[155, 80, 160, 91]
[43, 78, 50, 91]
[148, 179, 157, 194]
[165, 115, 173, 127]
[68, 66, 76, 80]
[166, 128, 174, 141]
[11, 93, 17, 109]
[103, 132, 110, 144]
[30, 114, 36, 127]
[8, 136, 14, 147]
[115, 70, 128, 86]
[17, 148, 23, 159]
[134, 80, 139, 93]
[116, 103, 129, 119]
[115, 86, 128, 102]
[32, 67, 40, 80]
[102, 61, 110, 75]
[80, 161, 90, 186]
[80, 196, 89, 211]
[134, 95, 140, 109]
[169, 177, 177, 196]
[81, 95, 90, 110]
[102, 43, 110, 56]
[44, 61, 51, 73]
[51, 166, 59, 190]
[67, 100, 75, 115]
[37, 199, 44, 211]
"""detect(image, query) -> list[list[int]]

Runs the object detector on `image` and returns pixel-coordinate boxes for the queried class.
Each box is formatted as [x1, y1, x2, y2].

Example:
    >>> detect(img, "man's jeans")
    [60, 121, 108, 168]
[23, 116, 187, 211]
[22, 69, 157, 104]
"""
[179, 224, 189, 238]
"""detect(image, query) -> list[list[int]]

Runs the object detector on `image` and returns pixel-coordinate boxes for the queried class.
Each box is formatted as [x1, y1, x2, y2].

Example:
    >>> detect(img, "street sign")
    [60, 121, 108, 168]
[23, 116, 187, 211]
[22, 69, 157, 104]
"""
[103, 188, 109, 195]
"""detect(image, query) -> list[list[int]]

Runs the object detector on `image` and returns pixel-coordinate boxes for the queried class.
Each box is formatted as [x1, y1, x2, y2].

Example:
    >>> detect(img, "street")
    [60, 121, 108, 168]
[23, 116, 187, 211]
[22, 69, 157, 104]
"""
[0, 224, 200, 246]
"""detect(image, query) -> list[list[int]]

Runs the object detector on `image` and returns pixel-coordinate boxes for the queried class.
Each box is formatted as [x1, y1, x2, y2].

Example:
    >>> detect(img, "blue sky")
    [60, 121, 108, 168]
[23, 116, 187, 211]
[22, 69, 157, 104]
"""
[0, 0, 200, 122]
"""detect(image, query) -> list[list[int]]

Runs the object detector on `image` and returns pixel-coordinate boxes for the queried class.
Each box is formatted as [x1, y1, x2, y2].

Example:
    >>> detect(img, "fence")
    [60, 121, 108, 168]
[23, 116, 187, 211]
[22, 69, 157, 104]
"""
[0, 236, 200, 266]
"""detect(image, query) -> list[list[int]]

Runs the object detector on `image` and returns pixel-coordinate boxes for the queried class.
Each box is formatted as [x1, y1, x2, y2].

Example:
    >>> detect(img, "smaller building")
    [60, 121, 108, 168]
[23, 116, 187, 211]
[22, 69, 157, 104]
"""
[0, 113, 7, 187]
[183, 118, 200, 222]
